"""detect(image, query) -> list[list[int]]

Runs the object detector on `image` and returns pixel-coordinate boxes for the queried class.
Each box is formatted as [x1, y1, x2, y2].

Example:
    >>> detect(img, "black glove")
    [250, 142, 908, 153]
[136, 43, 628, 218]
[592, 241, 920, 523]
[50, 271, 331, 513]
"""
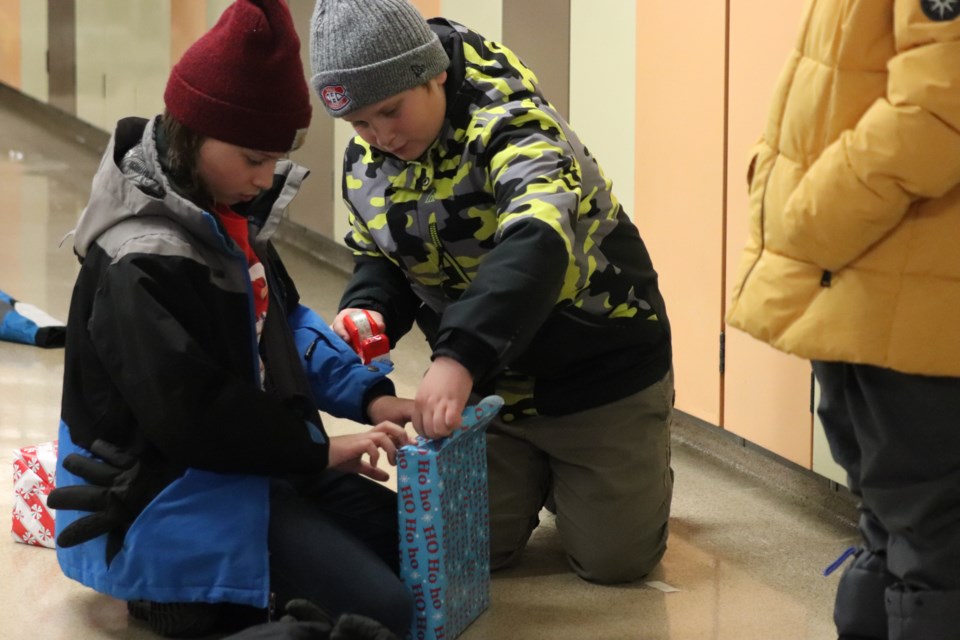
[327, 613, 400, 640]
[47, 438, 167, 564]
[222, 599, 400, 640]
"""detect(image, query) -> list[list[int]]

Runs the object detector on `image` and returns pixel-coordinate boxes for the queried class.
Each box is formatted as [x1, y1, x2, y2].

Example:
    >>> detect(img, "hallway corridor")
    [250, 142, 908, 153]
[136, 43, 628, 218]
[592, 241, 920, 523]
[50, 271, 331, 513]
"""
[0, 98, 858, 640]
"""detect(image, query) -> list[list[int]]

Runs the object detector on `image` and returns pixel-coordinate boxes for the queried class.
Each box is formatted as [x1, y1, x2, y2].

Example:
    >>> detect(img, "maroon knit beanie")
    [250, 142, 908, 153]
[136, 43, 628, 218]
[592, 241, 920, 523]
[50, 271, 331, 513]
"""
[164, 0, 312, 153]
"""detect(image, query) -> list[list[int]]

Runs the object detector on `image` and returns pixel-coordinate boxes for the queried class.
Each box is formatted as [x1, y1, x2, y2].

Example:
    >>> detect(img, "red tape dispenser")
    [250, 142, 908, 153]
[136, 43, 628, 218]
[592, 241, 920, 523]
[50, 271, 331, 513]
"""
[343, 310, 391, 364]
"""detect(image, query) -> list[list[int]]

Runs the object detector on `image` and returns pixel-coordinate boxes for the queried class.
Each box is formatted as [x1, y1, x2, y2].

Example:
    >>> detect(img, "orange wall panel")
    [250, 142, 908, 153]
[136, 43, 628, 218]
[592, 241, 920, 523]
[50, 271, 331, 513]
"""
[170, 0, 207, 68]
[0, 0, 21, 89]
[634, 2, 726, 426]
[410, 0, 441, 19]
[723, 0, 811, 467]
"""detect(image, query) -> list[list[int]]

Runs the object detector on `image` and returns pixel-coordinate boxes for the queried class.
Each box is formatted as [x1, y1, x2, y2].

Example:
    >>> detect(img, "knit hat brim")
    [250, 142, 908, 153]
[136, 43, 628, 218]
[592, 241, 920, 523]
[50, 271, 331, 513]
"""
[165, 71, 312, 153]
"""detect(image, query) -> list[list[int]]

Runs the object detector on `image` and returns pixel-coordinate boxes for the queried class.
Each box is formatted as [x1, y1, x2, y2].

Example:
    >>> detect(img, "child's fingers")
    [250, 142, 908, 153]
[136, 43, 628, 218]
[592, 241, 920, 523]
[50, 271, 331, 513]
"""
[357, 461, 389, 482]
[365, 441, 380, 468]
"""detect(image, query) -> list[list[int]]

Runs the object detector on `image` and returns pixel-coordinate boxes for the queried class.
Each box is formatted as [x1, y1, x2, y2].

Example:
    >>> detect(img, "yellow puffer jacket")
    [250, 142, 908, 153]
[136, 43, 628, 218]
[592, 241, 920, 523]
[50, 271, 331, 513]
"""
[727, 0, 960, 377]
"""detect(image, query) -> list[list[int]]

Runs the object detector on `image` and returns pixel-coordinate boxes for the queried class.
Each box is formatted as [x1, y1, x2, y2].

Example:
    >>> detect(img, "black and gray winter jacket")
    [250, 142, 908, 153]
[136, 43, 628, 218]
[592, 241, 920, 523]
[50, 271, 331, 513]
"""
[56, 115, 392, 607]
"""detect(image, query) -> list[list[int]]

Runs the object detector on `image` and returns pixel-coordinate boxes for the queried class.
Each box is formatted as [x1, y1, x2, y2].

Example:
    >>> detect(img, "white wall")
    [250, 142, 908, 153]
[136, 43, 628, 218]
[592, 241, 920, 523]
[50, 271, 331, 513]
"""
[20, 0, 48, 103]
[75, 0, 170, 130]
[569, 0, 636, 219]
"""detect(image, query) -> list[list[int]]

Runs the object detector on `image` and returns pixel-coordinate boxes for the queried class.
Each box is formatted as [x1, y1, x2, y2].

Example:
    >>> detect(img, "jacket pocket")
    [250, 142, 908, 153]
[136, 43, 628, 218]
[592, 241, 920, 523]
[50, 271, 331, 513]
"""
[733, 145, 778, 298]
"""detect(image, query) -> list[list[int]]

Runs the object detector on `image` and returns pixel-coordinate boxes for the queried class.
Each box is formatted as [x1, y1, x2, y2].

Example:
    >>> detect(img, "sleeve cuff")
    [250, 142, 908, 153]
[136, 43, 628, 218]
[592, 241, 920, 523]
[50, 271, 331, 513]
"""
[432, 328, 499, 383]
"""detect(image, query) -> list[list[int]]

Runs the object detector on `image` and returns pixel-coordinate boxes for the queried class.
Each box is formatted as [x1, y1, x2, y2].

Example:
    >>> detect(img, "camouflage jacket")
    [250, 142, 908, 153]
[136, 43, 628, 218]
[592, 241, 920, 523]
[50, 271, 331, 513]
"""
[340, 19, 671, 422]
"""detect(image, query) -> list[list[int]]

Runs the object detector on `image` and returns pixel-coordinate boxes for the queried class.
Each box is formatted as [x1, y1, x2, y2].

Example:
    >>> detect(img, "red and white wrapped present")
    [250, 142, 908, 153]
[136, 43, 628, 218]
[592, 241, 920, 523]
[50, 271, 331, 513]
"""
[12, 441, 58, 548]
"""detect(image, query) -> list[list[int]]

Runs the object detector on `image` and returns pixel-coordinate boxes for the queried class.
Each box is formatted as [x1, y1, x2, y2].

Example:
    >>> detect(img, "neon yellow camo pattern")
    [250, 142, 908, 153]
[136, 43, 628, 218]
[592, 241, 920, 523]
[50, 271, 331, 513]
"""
[342, 23, 661, 420]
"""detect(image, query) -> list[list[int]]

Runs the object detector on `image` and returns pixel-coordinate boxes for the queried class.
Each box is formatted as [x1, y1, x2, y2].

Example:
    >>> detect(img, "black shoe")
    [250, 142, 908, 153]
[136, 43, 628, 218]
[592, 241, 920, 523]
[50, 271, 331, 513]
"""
[127, 600, 220, 638]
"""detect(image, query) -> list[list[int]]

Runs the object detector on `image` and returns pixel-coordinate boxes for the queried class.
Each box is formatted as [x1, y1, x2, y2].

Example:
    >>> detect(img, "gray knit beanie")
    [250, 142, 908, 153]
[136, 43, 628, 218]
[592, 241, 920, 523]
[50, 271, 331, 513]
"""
[309, 0, 450, 117]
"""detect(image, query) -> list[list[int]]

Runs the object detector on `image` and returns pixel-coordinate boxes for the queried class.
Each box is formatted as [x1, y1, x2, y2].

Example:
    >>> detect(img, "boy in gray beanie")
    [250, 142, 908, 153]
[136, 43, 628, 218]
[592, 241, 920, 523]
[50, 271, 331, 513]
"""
[310, 0, 675, 585]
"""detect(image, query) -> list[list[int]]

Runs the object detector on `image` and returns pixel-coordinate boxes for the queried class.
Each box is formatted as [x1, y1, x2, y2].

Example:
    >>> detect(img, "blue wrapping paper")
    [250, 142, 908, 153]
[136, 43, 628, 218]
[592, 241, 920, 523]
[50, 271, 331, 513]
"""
[397, 395, 503, 640]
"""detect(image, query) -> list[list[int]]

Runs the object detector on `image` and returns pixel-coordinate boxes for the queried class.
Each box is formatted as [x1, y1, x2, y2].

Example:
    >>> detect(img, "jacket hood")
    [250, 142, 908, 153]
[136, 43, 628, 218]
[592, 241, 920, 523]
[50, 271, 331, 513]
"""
[430, 19, 545, 129]
[73, 116, 307, 260]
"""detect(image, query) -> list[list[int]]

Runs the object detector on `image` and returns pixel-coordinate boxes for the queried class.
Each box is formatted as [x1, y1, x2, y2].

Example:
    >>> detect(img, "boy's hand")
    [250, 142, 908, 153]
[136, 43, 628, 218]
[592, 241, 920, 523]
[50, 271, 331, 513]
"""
[366, 395, 414, 426]
[413, 357, 472, 440]
[328, 422, 411, 481]
[331, 308, 384, 344]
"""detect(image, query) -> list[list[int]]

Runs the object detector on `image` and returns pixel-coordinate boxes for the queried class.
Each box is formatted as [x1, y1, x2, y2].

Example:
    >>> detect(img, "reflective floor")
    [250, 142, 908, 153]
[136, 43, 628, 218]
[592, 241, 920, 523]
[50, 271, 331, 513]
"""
[0, 98, 857, 639]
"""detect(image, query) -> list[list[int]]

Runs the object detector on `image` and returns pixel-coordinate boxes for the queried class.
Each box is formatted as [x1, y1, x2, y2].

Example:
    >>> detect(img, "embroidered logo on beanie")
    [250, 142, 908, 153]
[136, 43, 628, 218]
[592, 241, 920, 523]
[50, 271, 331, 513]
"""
[321, 85, 352, 112]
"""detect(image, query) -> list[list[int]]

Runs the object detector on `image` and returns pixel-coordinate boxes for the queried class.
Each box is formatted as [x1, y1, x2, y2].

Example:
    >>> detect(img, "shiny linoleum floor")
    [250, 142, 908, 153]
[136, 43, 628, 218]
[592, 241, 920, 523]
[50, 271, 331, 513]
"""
[0, 99, 859, 639]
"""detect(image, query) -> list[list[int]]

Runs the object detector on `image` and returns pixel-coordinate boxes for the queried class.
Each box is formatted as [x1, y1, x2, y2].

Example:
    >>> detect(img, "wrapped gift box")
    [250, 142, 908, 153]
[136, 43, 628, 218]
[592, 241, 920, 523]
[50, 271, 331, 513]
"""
[397, 396, 502, 640]
[12, 441, 58, 548]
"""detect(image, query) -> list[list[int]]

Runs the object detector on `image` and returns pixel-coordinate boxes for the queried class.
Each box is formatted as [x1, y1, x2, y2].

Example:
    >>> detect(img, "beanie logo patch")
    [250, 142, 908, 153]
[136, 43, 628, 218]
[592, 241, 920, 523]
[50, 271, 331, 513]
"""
[411, 64, 426, 78]
[321, 84, 351, 112]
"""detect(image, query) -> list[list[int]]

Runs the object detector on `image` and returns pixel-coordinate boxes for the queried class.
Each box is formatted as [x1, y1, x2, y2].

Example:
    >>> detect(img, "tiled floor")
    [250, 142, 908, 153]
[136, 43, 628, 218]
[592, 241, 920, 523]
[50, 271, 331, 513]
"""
[0, 98, 858, 639]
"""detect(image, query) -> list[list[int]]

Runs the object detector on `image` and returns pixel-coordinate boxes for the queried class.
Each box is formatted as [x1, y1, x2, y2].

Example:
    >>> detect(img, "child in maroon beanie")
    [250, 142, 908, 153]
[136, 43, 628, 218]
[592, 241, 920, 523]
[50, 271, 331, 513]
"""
[47, 1, 414, 637]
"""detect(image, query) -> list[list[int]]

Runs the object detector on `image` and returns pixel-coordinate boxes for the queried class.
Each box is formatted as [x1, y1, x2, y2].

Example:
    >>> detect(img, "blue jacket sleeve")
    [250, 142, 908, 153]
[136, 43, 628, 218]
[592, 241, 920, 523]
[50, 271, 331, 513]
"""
[288, 304, 395, 424]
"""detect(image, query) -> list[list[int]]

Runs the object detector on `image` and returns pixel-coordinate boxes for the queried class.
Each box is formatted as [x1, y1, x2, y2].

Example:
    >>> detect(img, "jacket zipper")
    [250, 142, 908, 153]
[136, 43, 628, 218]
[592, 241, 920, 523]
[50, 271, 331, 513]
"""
[429, 221, 471, 287]
[212, 212, 263, 385]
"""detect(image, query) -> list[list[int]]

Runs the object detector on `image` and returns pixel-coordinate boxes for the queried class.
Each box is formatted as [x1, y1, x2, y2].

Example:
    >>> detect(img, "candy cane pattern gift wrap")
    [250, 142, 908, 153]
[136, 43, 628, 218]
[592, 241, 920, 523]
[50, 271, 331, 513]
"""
[397, 395, 503, 640]
[12, 440, 58, 548]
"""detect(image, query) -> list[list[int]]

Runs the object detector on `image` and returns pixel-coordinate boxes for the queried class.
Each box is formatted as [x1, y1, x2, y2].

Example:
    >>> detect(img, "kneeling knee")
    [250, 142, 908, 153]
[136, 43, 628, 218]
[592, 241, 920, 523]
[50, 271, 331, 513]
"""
[568, 543, 665, 585]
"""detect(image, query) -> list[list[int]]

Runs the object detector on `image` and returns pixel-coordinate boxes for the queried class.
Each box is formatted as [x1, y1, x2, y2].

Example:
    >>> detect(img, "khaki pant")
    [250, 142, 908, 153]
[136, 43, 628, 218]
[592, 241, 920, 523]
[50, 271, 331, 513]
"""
[485, 370, 674, 584]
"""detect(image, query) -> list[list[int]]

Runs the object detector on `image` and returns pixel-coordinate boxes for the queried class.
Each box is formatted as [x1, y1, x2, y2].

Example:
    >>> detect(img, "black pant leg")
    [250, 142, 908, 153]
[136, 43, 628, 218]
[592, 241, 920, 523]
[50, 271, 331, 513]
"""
[268, 476, 412, 636]
[814, 361, 893, 639]
[814, 361, 960, 640]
